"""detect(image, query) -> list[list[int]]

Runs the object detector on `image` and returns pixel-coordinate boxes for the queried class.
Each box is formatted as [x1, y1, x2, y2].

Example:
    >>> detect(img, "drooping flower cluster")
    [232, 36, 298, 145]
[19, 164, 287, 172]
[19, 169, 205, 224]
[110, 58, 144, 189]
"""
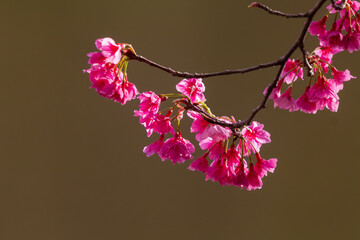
[134, 78, 277, 190]
[187, 115, 277, 190]
[310, 0, 360, 53]
[84, 38, 138, 104]
[267, 1, 358, 114]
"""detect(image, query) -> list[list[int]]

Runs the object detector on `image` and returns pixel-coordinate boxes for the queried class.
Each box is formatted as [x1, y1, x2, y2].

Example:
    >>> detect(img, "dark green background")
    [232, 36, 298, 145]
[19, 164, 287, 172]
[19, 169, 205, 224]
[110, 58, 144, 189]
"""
[2, 0, 360, 239]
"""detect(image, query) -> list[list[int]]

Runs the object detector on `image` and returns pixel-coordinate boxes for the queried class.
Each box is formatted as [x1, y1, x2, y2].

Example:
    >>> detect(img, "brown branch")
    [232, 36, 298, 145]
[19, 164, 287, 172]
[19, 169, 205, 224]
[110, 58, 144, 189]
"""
[126, 0, 328, 130]
[126, 53, 282, 78]
[249, 2, 309, 18]
[237, 0, 327, 127]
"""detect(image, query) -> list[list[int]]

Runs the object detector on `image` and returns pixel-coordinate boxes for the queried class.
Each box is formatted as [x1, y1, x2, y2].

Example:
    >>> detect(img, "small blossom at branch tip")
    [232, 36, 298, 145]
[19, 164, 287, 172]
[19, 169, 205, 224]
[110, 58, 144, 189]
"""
[248, 2, 259, 8]
[95, 37, 123, 64]
[85, 38, 139, 104]
[176, 78, 206, 103]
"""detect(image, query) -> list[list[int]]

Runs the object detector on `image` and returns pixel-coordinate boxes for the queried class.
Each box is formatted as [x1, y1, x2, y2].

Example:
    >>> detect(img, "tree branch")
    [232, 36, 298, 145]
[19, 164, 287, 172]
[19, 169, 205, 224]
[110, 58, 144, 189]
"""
[126, 0, 328, 130]
[248, 2, 309, 18]
[127, 54, 282, 78]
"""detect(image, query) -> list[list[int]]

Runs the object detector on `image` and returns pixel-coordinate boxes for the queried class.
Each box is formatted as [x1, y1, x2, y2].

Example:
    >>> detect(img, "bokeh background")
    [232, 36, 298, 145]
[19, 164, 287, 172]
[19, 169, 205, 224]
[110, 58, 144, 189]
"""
[2, 0, 360, 239]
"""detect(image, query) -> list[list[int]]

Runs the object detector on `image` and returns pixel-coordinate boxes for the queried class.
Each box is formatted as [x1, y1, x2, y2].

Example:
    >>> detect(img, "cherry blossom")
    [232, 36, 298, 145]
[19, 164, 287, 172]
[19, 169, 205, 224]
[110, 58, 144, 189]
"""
[159, 133, 195, 164]
[176, 78, 206, 103]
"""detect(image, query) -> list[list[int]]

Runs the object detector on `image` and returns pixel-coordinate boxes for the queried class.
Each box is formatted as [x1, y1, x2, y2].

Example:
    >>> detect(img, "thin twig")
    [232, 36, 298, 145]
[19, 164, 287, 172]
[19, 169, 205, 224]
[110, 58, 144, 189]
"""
[127, 54, 282, 78]
[249, 2, 309, 18]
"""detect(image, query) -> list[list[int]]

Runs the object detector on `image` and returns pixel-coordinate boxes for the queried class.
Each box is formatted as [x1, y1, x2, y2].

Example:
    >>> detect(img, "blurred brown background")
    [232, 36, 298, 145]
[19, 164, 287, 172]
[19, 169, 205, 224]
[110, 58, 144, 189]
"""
[1, 0, 360, 239]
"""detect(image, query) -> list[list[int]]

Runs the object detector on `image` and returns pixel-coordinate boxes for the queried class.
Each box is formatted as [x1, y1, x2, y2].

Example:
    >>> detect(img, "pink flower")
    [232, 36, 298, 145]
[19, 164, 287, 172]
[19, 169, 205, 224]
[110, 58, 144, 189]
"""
[88, 67, 138, 104]
[326, 97, 339, 112]
[254, 152, 277, 178]
[240, 121, 271, 154]
[320, 3, 360, 53]
[205, 157, 232, 186]
[314, 46, 334, 72]
[188, 154, 209, 173]
[150, 114, 174, 135]
[264, 79, 284, 100]
[280, 59, 303, 84]
[342, 32, 360, 53]
[273, 87, 299, 112]
[143, 135, 164, 157]
[134, 111, 174, 137]
[231, 160, 249, 189]
[176, 78, 206, 103]
[137, 91, 162, 114]
[158, 133, 195, 164]
[296, 87, 319, 114]
[246, 163, 263, 190]
[309, 15, 328, 38]
[331, 67, 355, 91]
[87, 52, 106, 65]
[226, 145, 241, 174]
[187, 111, 209, 140]
[112, 79, 139, 105]
[95, 37, 123, 64]
[307, 77, 339, 102]
[320, 25, 344, 52]
[305, 77, 340, 112]
[207, 142, 224, 161]
[85, 39, 139, 104]
[198, 124, 232, 150]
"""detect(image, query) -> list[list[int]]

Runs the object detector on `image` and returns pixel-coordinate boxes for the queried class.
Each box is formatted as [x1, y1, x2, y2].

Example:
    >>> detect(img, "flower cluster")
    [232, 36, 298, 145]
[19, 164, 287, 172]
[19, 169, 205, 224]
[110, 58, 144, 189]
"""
[134, 78, 277, 190]
[310, 0, 360, 53]
[268, 1, 358, 114]
[84, 1, 359, 191]
[188, 118, 277, 190]
[84, 38, 138, 104]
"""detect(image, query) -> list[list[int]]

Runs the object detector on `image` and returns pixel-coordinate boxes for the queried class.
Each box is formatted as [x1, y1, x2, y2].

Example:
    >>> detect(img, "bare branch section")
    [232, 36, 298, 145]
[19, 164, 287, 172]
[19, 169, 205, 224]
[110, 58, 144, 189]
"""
[127, 54, 282, 78]
[125, 0, 328, 130]
[248, 2, 309, 18]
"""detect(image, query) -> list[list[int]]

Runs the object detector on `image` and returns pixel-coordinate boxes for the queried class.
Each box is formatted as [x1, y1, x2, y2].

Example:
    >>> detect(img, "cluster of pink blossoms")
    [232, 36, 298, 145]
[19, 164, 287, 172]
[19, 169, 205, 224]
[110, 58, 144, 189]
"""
[268, 1, 357, 113]
[84, 38, 138, 104]
[84, 1, 359, 191]
[134, 78, 277, 190]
